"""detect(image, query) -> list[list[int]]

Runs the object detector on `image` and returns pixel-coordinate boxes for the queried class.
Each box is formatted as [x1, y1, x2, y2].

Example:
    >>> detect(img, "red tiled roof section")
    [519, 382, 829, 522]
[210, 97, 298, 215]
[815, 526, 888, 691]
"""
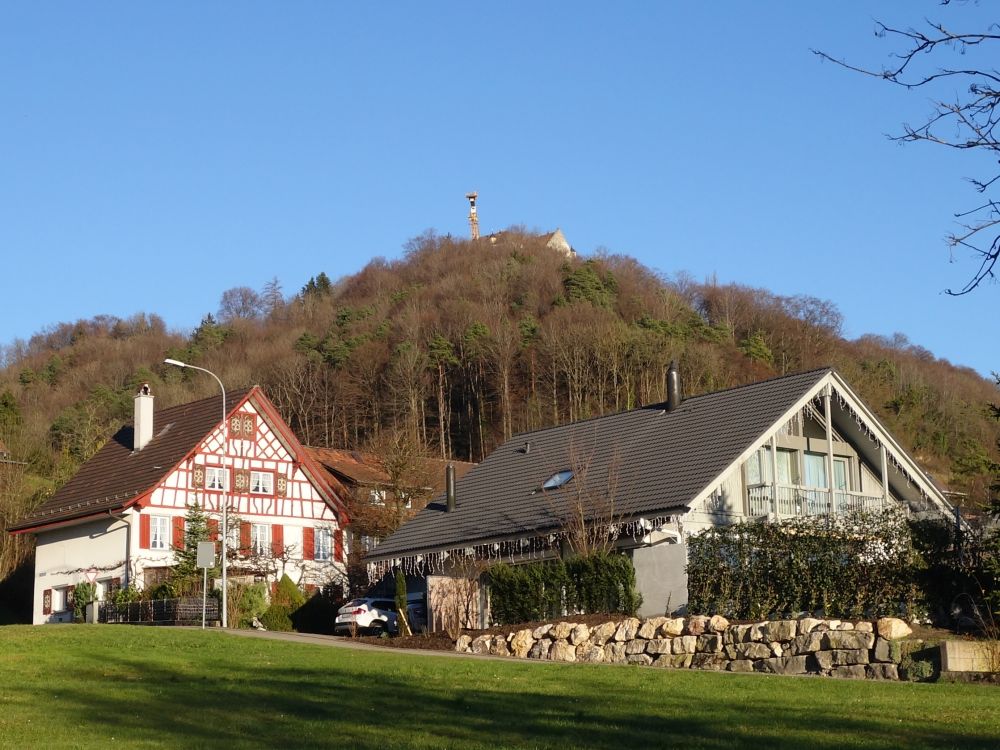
[8, 387, 254, 532]
[305, 447, 475, 492]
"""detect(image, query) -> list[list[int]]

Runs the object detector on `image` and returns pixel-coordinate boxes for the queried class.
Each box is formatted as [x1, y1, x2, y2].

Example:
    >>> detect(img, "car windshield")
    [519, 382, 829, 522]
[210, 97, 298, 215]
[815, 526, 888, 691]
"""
[343, 599, 367, 609]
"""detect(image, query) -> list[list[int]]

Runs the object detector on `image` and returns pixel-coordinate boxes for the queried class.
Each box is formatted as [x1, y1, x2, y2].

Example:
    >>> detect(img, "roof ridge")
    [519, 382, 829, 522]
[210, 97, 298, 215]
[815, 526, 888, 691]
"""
[507, 366, 834, 441]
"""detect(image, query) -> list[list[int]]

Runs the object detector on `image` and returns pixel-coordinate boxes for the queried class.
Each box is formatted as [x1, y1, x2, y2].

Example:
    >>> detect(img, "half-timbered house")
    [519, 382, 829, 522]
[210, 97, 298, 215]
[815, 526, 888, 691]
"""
[9, 385, 348, 624]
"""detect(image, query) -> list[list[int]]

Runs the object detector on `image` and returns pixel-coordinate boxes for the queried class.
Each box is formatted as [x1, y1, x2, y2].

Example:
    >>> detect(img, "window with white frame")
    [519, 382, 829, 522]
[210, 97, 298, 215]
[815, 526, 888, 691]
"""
[314, 527, 332, 561]
[251, 523, 270, 555]
[250, 471, 273, 495]
[150, 515, 170, 550]
[205, 466, 228, 491]
[369, 489, 386, 506]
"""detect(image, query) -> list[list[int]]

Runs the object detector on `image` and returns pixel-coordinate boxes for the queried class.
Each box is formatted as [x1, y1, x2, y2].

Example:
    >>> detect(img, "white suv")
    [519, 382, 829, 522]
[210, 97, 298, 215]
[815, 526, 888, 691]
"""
[334, 598, 399, 636]
[334, 597, 426, 636]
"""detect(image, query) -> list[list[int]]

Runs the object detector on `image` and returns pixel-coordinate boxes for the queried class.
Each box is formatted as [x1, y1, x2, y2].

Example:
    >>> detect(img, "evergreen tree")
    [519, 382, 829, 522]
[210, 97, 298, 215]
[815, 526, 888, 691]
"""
[172, 502, 218, 595]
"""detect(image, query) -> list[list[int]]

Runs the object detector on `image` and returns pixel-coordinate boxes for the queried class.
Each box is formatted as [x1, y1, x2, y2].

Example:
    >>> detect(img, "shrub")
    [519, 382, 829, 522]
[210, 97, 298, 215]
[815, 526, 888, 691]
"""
[234, 582, 269, 628]
[260, 603, 293, 632]
[290, 585, 345, 635]
[72, 582, 96, 623]
[488, 552, 641, 625]
[686, 510, 919, 619]
[272, 574, 306, 609]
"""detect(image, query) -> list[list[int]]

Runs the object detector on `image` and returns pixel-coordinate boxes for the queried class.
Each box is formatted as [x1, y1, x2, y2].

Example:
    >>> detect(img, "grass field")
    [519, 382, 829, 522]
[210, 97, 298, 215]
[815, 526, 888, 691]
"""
[0, 626, 996, 749]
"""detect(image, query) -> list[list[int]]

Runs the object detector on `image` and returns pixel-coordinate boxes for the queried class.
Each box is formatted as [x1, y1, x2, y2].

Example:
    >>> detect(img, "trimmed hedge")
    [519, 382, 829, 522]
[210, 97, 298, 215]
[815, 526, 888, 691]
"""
[488, 551, 641, 625]
[686, 510, 920, 620]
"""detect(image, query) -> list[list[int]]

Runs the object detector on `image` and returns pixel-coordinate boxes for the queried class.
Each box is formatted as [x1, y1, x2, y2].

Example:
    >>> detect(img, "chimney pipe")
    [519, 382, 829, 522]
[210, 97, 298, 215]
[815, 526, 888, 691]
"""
[666, 361, 681, 412]
[134, 383, 154, 451]
[445, 463, 456, 512]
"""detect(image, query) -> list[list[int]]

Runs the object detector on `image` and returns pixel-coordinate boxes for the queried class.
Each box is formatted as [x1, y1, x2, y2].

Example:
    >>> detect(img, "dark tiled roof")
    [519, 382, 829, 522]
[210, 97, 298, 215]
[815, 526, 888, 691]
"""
[8, 388, 254, 531]
[305, 447, 475, 492]
[369, 368, 832, 561]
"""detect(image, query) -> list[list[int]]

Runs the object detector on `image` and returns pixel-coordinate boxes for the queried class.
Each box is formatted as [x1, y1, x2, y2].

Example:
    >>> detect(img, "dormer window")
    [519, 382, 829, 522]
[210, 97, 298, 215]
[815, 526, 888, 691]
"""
[541, 470, 574, 491]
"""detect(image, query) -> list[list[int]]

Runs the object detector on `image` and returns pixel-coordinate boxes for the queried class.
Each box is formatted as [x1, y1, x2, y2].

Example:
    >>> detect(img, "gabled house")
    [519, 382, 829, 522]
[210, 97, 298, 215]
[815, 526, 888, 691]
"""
[367, 366, 953, 622]
[8, 385, 348, 624]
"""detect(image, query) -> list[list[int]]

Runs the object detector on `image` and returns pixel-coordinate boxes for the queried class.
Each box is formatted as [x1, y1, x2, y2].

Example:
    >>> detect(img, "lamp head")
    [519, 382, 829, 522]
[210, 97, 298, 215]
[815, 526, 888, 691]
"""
[163, 358, 187, 368]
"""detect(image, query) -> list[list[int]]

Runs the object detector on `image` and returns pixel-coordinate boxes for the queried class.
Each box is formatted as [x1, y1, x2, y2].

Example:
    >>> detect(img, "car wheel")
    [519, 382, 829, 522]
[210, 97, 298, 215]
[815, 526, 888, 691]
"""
[370, 621, 386, 637]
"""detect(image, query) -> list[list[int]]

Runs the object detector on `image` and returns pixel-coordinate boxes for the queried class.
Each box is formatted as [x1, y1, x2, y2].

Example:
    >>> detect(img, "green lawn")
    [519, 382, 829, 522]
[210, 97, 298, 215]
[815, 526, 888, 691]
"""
[0, 626, 996, 749]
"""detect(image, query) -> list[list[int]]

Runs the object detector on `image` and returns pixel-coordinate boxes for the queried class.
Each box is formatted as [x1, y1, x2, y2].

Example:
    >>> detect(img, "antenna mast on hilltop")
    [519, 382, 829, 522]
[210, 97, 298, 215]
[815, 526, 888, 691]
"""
[466, 192, 480, 240]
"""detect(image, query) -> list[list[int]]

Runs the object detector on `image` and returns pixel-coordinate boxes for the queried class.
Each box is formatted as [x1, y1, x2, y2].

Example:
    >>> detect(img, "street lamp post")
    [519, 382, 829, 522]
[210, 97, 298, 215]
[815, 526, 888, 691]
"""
[164, 358, 229, 627]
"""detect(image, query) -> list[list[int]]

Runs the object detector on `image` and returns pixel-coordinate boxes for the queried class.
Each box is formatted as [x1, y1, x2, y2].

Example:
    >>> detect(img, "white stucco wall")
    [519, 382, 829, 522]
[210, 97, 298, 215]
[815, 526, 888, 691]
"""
[33, 517, 129, 624]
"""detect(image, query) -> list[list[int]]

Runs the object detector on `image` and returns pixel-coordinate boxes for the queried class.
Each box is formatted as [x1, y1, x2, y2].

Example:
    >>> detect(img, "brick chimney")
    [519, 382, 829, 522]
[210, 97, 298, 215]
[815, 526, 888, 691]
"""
[134, 383, 154, 452]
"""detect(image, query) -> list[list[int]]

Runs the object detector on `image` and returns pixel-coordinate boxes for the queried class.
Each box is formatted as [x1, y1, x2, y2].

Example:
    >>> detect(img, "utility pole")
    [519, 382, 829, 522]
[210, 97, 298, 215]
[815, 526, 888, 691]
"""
[466, 192, 479, 240]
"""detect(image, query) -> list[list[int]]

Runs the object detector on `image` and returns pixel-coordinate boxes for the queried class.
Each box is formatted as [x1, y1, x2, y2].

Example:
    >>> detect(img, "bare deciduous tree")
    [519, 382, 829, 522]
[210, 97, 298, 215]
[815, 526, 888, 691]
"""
[815, 6, 1000, 293]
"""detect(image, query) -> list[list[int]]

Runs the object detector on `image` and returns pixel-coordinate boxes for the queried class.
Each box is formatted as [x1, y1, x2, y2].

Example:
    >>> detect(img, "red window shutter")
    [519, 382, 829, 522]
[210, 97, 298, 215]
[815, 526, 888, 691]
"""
[65, 587, 74, 610]
[139, 514, 151, 549]
[334, 529, 344, 563]
[172, 516, 185, 550]
[42, 589, 52, 615]
[271, 524, 284, 558]
[111, 577, 121, 590]
[302, 527, 315, 561]
[208, 519, 219, 542]
[240, 521, 251, 552]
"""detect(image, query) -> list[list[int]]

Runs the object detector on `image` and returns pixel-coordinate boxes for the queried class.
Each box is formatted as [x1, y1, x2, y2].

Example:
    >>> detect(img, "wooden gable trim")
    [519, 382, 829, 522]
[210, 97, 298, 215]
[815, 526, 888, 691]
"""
[685, 373, 836, 513]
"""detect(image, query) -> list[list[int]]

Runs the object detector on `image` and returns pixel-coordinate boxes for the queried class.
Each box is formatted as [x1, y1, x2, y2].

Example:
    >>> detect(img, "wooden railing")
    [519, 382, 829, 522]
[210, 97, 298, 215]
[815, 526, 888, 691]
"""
[747, 484, 887, 518]
[98, 597, 219, 625]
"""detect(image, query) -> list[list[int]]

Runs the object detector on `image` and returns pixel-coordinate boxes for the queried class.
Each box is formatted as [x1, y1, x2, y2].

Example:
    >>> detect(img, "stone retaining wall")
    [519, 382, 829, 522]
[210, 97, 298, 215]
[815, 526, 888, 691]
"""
[456, 615, 918, 680]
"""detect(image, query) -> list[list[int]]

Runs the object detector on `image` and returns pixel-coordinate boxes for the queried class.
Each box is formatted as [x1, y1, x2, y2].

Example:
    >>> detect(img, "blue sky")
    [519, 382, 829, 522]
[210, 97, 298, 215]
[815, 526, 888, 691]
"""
[1, 2, 995, 377]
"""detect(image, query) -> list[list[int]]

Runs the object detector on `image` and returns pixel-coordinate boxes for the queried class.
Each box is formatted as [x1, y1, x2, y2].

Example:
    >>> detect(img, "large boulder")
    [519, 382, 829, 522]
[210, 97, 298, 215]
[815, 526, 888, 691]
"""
[551, 622, 574, 640]
[735, 642, 773, 660]
[708, 614, 730, 633]
[471, 635, 492, 654]
[686, 615, 709, 636]
[815, 649, 869, 670]
[638, 617, 668, 639]
[786, 632, 824, 655]
[549, 640, 576, 662]
[662, 617, 686, 637]
[668, 653, 693, 669]
[876, 617, 913, 641]
[603, 642, 627, 664]
[798, 617, 824, 634]
[489, 638, 511, 657]
[528, 639, 551, 660]
[576, 643, 605, 663]
[867, 663, 899, 680]
[614, 618, 641, 642]
[626, 653, 654, 666]
[532, 623, 553, 640]
[626, 639, 650, 655]
[590, 621, 618, 645]
[455, 634, 472, 653]
[696, 634, 723, 653]
[831, 665, 867, 679]
[691, 653, 727, 671]
[510, 629, 535, 659]
[569, 623, 591, 645]
[672, 635, 698, 654]
[727, 624, 754, 644]
[727, 659, 754, 673]
[824, 631, 875, 651]
[754, 655, 810, 675]
[762, 620, 798, 642]
[645, 638, 673, 655]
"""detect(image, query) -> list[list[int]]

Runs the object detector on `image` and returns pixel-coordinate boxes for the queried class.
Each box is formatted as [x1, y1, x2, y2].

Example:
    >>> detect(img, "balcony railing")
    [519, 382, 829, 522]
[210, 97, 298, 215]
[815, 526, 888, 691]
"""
[747, 484, 887, 518]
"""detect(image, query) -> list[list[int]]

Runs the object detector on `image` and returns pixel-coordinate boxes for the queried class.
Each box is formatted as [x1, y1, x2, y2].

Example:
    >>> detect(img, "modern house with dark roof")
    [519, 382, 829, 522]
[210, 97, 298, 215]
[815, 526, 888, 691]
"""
[9, 385, 348, 624]
[367, 366, 953, 622]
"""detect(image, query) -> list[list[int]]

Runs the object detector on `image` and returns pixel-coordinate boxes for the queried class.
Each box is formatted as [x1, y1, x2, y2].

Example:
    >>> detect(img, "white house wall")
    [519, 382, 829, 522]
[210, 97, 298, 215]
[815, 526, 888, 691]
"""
[33, 517, 128, 624]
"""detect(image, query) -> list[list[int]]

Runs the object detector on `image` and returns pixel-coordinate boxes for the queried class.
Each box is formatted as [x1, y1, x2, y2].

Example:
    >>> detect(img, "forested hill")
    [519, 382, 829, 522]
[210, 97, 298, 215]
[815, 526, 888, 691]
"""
[1, 229, 998, 573]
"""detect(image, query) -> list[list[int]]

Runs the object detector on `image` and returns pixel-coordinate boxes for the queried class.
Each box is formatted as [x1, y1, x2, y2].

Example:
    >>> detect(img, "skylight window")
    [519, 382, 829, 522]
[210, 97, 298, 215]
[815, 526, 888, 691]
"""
[541, 470, 574, 491]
